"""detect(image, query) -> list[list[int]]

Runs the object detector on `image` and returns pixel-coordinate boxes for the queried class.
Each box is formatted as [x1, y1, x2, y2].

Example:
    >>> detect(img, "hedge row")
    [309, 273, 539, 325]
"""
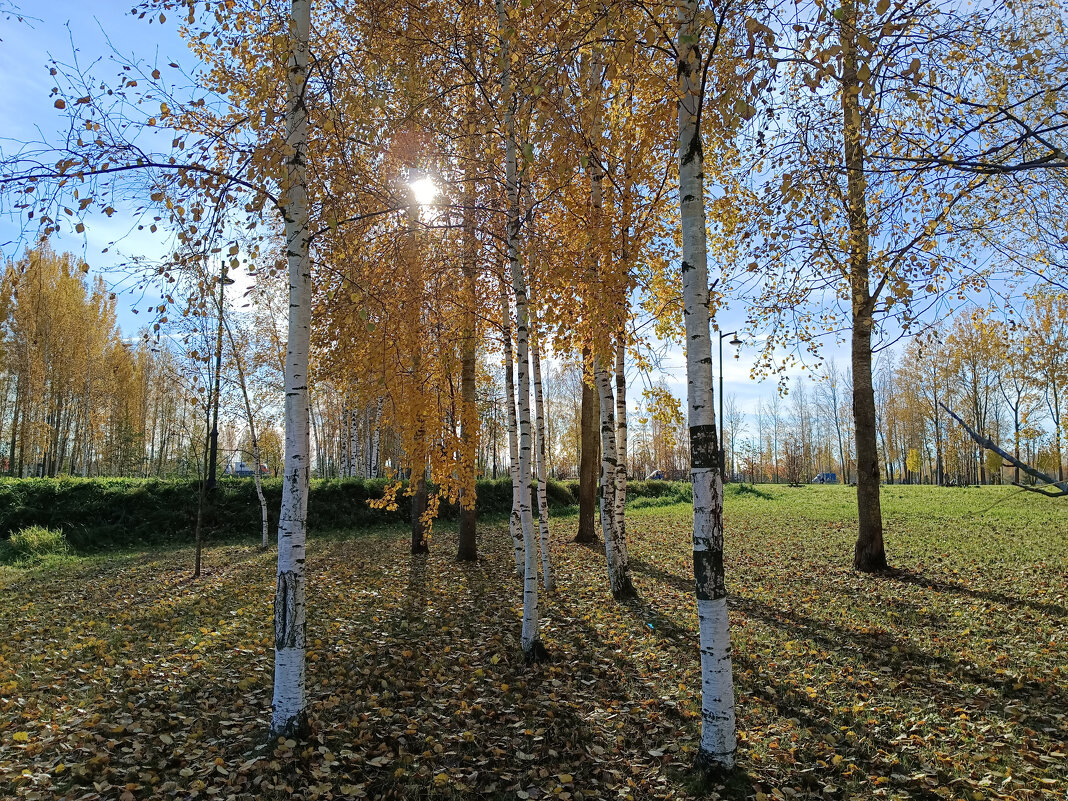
[0, 476, 692, 550]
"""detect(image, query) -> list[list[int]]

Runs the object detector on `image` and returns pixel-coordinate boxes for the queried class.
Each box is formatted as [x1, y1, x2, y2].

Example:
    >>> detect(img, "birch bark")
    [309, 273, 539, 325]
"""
[613, 337, 631, 576]
[594, 358, 636, 599]
[347, 406, 359, 478]
[678, 0, 736, 768]
[498, 0, 544, 661]
[500, 285, 525, 575]
[369, 397, 383, 478]
[270, 0, 312, 741]
[531, 313, 554, 592]
[587, 46, 635, 601]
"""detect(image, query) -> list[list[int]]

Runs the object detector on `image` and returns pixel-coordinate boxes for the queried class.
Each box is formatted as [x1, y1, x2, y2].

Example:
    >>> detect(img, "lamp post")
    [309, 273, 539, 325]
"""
[718, 331, 743, 483]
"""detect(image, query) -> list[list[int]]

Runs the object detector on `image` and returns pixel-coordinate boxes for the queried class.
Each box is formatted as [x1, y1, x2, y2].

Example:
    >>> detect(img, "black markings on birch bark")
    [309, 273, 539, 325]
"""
[690, 424, 720, 470]
[274, 571, 305, 649]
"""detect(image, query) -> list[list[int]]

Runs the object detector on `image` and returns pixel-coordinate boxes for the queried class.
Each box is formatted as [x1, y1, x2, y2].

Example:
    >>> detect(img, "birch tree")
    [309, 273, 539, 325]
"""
[677, 0, 737, 770]
[497, 0, 545, 662]
[270, 0, 313, 740]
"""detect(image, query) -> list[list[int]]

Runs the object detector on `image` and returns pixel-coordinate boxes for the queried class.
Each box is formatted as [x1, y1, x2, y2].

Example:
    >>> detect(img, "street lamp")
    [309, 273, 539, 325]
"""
[718, 330, 743, 483]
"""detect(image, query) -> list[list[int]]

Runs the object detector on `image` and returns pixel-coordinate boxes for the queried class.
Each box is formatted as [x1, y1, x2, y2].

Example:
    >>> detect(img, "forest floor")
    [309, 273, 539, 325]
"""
[0, 485, 1065, 801]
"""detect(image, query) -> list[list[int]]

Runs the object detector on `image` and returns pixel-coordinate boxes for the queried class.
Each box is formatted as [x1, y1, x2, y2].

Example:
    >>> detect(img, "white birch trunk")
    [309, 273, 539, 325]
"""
[271, 0, 312, 741]
[613, 336, 630, 573]
[253, 442, 269, 549]
[678, 0, 736, 769]
[369, 397, 383, 478]
[586, 49, 633, 600]
[500, 285, 525, 575]
[531, 316, 554, 592]
[594, 358, 636, 599]
[498, 0, 543, 661]
[347, 406, 359, 478]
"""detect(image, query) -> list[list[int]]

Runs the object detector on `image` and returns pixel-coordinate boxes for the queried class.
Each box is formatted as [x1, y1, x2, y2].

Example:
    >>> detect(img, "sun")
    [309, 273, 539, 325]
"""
[409, 176, 438, 206]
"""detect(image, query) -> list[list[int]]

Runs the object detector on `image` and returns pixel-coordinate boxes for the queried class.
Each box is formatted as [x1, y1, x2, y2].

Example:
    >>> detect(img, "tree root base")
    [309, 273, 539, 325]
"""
[522, 641, 550, 665]
[612, 577, 639, 602]
[691, 746, 738, 781]
[268, 710, 311, 743]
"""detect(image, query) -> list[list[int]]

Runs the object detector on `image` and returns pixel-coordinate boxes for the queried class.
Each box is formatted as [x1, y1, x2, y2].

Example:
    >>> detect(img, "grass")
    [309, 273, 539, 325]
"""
[0, 525, 71, 567]
[0, 485, 1064, 800]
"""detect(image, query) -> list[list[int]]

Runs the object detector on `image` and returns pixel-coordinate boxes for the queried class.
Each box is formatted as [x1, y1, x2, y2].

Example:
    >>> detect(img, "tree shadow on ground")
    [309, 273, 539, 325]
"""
[628, 556, 1068, 735]
[890, 568, 1068, 617]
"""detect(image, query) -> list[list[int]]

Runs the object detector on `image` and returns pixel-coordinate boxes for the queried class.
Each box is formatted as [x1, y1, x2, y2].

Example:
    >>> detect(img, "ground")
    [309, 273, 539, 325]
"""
[0, 485, 1065, 800]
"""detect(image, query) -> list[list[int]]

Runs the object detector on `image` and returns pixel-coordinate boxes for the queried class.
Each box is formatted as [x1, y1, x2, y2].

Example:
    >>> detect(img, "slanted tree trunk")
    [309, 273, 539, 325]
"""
[224, 318, 270, 549]
[576, 349, 599, 543]
[270, 0, 312, 741]
[840, 0, 887, 573]
[677, 0, 736, 770]
[498, 0, 544, 662]
[531, 314, 554, 592]
[500, 285, 525, 574]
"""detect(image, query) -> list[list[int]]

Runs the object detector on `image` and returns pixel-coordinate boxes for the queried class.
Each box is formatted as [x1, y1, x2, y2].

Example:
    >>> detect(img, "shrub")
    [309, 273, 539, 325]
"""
[0, 476, 689, 552]
[2, 525, 70, 564]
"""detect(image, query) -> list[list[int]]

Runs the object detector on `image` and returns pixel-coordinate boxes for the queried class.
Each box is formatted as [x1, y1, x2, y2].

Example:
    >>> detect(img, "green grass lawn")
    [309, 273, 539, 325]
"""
[0, 485, 1064, 800]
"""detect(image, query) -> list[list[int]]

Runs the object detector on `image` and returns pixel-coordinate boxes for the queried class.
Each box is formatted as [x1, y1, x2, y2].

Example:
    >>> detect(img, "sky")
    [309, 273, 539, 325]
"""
[0, 2, 201, 330]
[0, 3, 853, 428]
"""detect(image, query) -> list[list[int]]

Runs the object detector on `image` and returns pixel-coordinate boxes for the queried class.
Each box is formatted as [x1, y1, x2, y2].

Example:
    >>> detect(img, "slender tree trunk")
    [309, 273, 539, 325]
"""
[309, 392, 323, 478]
[457, 91, 479, 562]
[406, 190, 430, 555]
[194, 416, 209, 579]
[369, 397, 383, 478]
[501, 285, 525, 574]
[840, 0, 887, 572]
[224, 317, 271, 550]
[8, 375, 20, 476]
[576, 349, 599, 543]
[498, 0, 544, 662]
[595, 358, 637, 600]
[207, 264, 227, 491]
[347, 405, 360, 478]
[678, 0, 737, 769]
[531, 317, 554, 592]
[613, 336, 631, 577]
[270, 0, 312, 741]
[1053, 391, 1063, 482]
[411, 460, 429, 554]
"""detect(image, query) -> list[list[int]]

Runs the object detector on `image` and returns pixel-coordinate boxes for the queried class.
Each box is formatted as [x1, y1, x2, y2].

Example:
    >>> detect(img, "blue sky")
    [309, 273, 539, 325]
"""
[0, 3, 194, 332]
[0, 3, 842, 422]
